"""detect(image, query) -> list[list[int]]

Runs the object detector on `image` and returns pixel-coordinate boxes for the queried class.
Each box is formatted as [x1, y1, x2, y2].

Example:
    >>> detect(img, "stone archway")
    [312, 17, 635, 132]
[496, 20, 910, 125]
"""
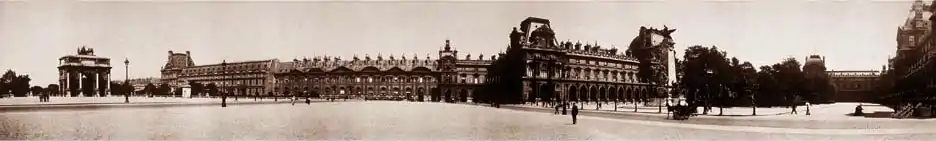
[617, 87, 625, 102]
[417, 87, 426, 102]
[626, 87, 634, 103]
[539, 84, 550, 102]
[579, 85, 587, 102]
[569, 85, 578, 102]
[590, 86, 598, 102]
[459, 89, 469, 102]
[405, 87, 413, 101]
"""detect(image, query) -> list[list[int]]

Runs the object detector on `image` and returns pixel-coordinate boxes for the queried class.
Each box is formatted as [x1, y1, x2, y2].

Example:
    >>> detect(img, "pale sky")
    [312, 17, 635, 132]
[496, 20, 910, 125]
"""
[0, 0, 918, 86]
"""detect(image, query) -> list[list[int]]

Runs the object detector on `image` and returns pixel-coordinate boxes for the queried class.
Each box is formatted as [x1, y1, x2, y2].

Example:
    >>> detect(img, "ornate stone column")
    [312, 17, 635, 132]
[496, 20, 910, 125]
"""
[78, 72, 84, 97]
[61, 70, 67, 97]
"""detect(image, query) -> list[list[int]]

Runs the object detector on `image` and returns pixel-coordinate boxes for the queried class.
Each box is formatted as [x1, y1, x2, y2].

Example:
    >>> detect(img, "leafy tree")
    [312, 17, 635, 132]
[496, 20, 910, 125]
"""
[110, 82, 121, 96]
[122, 81, 133, 96]
[189, 81, 203, 97]
[144, 83, 156, 97]
[46, 84, 60, 97]
[0, 69, 16, 97]
[774, 57, 806, 105]
[158, 83, 170, 97]
[206, 83, 218, 97]
[12, 75, 31, 97]
[29, 86, 43, 96]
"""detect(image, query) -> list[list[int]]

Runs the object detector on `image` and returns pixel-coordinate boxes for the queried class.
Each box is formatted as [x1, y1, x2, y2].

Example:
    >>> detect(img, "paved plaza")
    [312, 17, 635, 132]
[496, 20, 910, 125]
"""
[0, 101, 934, 140]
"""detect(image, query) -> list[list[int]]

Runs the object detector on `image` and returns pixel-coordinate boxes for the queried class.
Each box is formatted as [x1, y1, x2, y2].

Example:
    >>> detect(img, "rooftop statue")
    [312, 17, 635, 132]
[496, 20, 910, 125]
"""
[479, 54, 484, 60]
[77, 46, 95, 55]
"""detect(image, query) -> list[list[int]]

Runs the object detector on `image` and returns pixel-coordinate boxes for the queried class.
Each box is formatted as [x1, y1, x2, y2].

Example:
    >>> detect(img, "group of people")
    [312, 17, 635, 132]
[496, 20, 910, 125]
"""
[552, 102, 580, 124]
[37, 93, 50, 102]
[291, 95, 311, 105]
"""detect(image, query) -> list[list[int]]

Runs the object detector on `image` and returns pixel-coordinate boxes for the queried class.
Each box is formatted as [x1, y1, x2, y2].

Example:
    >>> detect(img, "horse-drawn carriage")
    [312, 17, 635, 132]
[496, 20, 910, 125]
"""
[666, 98, 692, 120]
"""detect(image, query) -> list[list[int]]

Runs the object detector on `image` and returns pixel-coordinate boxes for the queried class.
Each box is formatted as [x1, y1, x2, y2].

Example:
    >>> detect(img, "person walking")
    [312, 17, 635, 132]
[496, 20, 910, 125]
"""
[791, 104, 798, 115]
[554, 103, 561, 115]
[291, 95, 297, 106]
[305, 97, 311, 105]
[571, 103, 579, 124]
[805, 102, 811, 115]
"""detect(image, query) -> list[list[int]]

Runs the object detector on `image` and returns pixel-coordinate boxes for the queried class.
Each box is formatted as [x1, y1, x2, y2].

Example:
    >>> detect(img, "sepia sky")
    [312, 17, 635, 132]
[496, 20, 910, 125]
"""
[0, 0, 919, 86]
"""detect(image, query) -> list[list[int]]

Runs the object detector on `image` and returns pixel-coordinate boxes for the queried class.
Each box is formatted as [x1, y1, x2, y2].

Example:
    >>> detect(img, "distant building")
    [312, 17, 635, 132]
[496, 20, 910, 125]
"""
[828, 70, 880, 102]
[485, 17, 664, 104]
[112, 77, 162, 93]
[272, 40, 492, 102]
[58, 46, 112, 97]
[160, 51, 278, 97]
[803, 54, 834, 103]
[889, 0, 936, 105]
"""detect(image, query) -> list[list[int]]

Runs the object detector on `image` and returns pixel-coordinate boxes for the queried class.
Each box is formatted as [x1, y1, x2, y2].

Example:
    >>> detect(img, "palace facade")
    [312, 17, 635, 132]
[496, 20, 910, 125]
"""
[828, 70, 880, 103]
[160, 51, 278, 97]
[483, 17, 667, 104]
[157, 17, 667, 103]
[889, 0, 936, 106]
[272, 40, 492, 102]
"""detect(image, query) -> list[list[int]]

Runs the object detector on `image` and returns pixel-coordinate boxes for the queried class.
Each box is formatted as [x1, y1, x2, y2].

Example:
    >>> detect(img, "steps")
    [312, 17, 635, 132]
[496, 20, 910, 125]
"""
[892, 103, 922, 118]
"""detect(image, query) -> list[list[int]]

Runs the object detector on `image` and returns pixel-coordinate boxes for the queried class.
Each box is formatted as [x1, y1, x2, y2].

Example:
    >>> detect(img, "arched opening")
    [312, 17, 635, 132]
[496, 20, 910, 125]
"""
[579, 85, 587, 102]
[417, 87, 426, 102]
[590, 86, 598, 102]
[460, 89, 469, 102]
[405, 87, 413, 101]
[569, 86, 578, 102]
[539, 84, 550, 102]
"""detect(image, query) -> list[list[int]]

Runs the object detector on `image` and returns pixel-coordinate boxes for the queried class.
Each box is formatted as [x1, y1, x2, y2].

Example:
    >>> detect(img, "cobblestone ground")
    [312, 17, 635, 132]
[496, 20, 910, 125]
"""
[0, 101, 934, 140]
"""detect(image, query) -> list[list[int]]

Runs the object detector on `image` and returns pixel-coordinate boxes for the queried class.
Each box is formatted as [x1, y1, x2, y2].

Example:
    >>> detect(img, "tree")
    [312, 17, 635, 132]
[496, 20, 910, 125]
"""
[0, 69, 16, 97]
[110, 82, 122, 96]
[158, 83, 170, 97]
[47, 84, 60, 97]
[774, 57, 806, 106]
[12, 75, 31, 97]
[206, 83, 218, 97]
[122, 81, 133, 96]
[189, 81, 203, 98]
[29, 86, 43, 96]
[144, 83, 156, 97]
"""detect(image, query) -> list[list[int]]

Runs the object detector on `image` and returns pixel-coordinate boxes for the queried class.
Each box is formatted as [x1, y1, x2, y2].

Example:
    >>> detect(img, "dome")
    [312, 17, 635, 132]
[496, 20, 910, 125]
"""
[804, 55, 824, 67]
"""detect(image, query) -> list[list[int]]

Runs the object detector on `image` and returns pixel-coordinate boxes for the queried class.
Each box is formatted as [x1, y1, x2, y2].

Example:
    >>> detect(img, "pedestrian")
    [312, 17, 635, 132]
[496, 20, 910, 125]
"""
[554, 103, 560, 115]
[292, 95, 297, 106]
[791, 104, 798, 115]
[805, 102, 811, 115]
[571, 103, 579, 124]
[305, 97, 311, 105]
[854, 104, 864, 116]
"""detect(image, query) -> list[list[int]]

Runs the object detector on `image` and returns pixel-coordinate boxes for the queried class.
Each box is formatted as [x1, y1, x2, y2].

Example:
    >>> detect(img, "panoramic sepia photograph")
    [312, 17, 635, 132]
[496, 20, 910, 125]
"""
[0, 0, 934, 140]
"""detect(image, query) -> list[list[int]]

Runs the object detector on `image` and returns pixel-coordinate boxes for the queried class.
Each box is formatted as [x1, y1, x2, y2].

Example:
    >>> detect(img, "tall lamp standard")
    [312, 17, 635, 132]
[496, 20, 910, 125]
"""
[221, 60, 227, 107]
[124, 58, 130, 103]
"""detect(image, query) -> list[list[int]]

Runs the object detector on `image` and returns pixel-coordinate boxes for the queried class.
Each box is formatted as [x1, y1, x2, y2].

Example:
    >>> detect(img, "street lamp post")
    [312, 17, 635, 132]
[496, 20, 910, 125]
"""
[124, 58, 130, 103]
[221, 60, 227, 107]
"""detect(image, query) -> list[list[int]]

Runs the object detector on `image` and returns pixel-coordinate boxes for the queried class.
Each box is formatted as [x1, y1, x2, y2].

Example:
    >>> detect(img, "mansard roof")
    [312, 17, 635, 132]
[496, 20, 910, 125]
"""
[275, 59, 438, 74]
